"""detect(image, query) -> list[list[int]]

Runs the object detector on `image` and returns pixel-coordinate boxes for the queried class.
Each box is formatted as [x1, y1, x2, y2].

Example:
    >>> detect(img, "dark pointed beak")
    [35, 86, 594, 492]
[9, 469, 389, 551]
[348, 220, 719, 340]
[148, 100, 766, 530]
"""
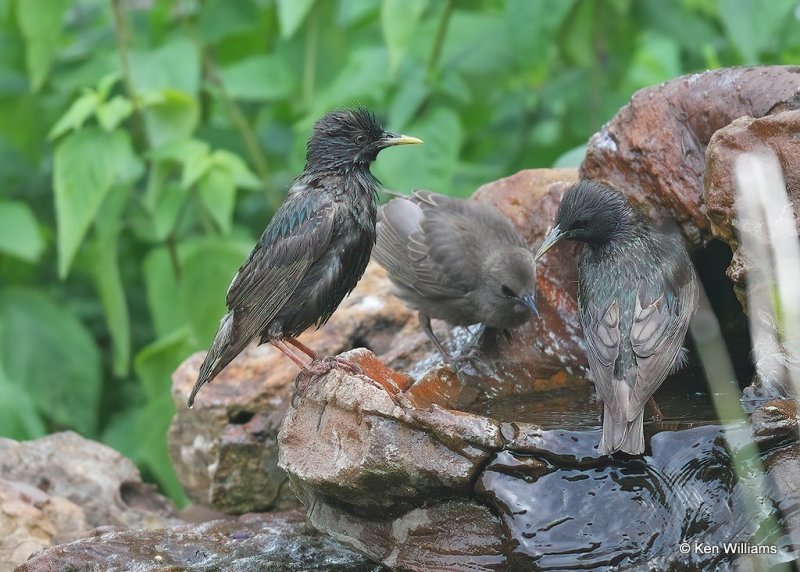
[535, 225, 564, 260]
[380, 132, 423, 148]
[520, 293, 539, 318]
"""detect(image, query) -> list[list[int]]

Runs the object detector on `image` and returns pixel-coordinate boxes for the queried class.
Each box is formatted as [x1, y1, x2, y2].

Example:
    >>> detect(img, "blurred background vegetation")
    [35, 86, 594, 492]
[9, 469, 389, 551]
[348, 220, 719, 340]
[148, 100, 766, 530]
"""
[0, 0, 798, 503]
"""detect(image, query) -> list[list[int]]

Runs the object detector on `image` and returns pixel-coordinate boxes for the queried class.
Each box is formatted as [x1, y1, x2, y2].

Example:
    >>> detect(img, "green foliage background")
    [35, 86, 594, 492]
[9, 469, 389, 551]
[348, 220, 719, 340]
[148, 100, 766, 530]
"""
[0, 0, 797, 502]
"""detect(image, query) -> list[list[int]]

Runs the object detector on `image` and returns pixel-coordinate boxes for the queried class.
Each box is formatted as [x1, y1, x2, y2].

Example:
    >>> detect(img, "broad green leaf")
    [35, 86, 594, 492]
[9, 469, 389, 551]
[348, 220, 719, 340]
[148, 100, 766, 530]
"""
[388, 69, 429, 129]
[90, 186, 131, 376]
[624, 31, 681, 92]
[312, 47, 390, 116]
[96, 96, 133, 132]
[0, 200, 44, 262]
[142, 90, 200, 147]
[0, 364, 46, 440]
[553, 144, 587, 168]
[0, 288, 101, 435]
[337, 0, 378, 26]
[129, 38, 201, 96]
[506, 0, 575, 67]
[716, 0, 796, 64]
[134, 326, 195, 400]
[381, 0, 427, 72]
[16, 0, 70, 90]
[179, 238, 252, 345]
[48, 90, 100, 140]
[276, 0, 316, 38]
[441, 11, 514, 76]
[219, 55, 294, 101]
[198, 163, 236, 233]
[374, 107, 461, 194]
[143, 247, 186, 338]
[137, 394, 188, 506]
[213, 150, 262, 190]
[53, 128, 143, 278]
[197, 0, 261, 44]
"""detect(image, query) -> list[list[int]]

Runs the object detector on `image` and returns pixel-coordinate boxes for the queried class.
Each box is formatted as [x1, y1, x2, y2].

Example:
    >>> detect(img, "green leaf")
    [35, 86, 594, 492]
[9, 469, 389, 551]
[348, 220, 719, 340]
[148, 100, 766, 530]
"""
[48, 90, 100, 140]
[276, 0, 316, 38]
[0, 289, 101, 435]
[198, 163, 236, 234]
[136, 394, 188, 506]
[441, 11, 514, 76]
[0, 200, 44, 262]
[143, 247, 187, 339]
[388, 69, 429, 129]
[134, 326, 195, 400]
[716, 0, 796, 64]
[96, 96, 133, 132]
[90, 186, 131, 377]
[381, 0, 427, 72]
[0, 364, 46, 440]
[218, 55, 294, 101]
[197, 0, 261, 44]
[212, 150, 262, 190]
[624, 31, 681, 92]
[312, 47, 391, 116]
[129, 38, 201, 96]
[179, 238, 252, 345]
[374, 107, 462, 194]
[506, 0, 575, 67]
[337, 0, 378, 27]
[142, 90, 200, 147]
[16, 0, 70, 90]
[53, 128, 143, 278]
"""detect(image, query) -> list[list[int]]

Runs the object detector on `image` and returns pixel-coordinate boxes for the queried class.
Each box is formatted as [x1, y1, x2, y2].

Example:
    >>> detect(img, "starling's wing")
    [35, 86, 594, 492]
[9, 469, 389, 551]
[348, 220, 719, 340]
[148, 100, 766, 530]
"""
[411, 190, 525, 292]
[225, 188, 335, 339]
[580, 297, 626, 424]
[375, 194, 465, 298]
[627, 261, 698, 421]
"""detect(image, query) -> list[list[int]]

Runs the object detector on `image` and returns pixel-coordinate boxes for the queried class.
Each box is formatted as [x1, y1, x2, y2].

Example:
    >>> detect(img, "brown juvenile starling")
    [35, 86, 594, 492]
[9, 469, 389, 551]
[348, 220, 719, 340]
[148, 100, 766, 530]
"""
[373, 190, 538, 366]
[536, 180, 698, 455]
[187, 108, 421, 407]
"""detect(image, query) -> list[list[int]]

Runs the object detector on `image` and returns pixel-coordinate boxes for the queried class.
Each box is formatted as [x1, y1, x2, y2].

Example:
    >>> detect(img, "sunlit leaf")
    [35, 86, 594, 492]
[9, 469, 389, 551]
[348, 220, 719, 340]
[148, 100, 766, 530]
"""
[48, 90, 100, 140]
[16, 0, 70, 90]
[142, 89, 200, 148]
[0, 288, 101, 435]
[53, 128, 144, 277]
[277, 0, 316, 38]
[213, 150, 262, 190]
[96, 96, 134, 132]
[0, 200, 44, 263]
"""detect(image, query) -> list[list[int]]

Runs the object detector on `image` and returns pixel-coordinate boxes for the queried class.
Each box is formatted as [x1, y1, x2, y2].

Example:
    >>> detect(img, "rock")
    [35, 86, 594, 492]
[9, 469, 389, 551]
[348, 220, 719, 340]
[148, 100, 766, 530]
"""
[581, 66, 800, 246]
[0, 432, 176, 530]
[16, 510, 385, 572]
[0, 432, 177, 570]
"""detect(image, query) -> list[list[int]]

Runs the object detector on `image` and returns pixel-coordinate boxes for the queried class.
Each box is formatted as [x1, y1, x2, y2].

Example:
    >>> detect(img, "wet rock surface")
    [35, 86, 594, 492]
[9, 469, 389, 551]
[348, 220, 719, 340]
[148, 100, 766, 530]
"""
[581, 65, 800, 246]
[17, 509, 385, 572]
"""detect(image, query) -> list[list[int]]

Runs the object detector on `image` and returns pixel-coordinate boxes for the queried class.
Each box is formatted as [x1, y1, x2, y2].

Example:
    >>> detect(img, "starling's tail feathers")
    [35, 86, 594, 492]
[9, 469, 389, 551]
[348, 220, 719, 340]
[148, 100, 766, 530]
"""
[599, 406, 645, 455]
[188, 312, 246, 407]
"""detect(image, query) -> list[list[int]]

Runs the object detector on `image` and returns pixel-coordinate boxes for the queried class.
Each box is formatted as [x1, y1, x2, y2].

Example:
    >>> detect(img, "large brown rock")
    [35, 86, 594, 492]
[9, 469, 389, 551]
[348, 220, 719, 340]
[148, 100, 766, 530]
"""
[582, 66, 800, 246]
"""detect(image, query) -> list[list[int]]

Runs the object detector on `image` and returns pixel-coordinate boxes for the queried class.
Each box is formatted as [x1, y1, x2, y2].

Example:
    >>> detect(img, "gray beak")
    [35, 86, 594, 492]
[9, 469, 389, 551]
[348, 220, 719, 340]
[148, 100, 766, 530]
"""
[380, 132, 424, 148]
[520, 293, 539, 318]
[535, 225, 564, 260]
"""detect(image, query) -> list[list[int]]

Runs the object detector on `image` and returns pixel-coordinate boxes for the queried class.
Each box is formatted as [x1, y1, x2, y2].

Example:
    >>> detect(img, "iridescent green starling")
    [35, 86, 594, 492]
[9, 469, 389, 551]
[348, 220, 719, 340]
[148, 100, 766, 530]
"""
[188, 108, 422, 407]
[536, 180, 698, 455]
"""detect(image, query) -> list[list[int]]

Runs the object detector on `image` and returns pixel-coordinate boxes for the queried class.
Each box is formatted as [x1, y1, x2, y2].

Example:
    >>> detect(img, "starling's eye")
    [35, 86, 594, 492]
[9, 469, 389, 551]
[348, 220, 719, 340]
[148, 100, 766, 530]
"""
[501, 285, 516, 298]
[356, 134, 367, 144]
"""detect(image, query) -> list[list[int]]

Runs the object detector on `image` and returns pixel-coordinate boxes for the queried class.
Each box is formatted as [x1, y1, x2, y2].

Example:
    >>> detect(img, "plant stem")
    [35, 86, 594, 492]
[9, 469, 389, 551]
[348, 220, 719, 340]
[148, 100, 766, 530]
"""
[110, 0, 146, 147]
[427, 0, 453, 78]
[303, 5, 319, 107]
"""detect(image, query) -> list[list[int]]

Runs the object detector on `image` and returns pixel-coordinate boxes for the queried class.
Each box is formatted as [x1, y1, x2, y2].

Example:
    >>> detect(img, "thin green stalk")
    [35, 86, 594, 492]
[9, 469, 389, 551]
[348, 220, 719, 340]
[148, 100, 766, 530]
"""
[303, 5, 319, 107]
[426, 0, 453, 78]
[110, 0, 146, 147]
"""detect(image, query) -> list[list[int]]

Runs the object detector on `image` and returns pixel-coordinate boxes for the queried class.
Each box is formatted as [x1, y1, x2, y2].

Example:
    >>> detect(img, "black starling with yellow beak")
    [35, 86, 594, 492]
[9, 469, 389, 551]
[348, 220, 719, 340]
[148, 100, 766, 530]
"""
[536, 180, 698, 455]
[188, 108, 421, 407]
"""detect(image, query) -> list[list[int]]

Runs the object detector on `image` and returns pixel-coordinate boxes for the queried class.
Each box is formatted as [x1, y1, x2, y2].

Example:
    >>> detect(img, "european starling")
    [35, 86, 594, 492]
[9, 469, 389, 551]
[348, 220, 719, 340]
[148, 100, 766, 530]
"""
[536, 180, 698, 455]
[187, 108, 422, 407]
[373, 190, 538, 366]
